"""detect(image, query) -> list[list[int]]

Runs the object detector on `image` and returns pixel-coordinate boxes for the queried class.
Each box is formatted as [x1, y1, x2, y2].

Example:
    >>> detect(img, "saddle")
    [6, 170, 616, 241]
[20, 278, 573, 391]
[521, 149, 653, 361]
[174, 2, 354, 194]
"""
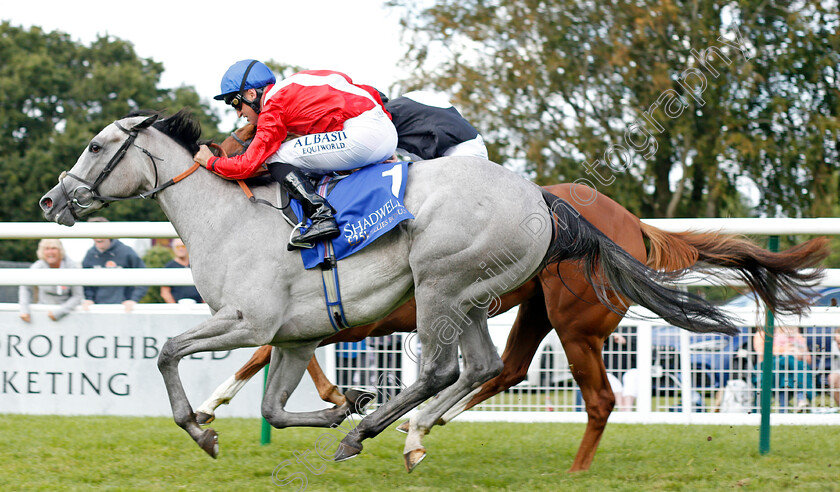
[209, 137, 413, 265]
[211, 135, 413, 329]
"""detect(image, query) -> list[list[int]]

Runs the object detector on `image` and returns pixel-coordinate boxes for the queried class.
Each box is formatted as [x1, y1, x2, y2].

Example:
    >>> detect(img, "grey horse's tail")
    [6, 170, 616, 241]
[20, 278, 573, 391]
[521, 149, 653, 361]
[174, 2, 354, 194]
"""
[540, 191, 742, 335]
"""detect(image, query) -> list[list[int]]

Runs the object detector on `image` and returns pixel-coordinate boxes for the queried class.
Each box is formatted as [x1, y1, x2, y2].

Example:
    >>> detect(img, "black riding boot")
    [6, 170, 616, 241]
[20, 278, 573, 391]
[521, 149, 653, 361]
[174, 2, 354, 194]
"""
[279, 167, 340, 249]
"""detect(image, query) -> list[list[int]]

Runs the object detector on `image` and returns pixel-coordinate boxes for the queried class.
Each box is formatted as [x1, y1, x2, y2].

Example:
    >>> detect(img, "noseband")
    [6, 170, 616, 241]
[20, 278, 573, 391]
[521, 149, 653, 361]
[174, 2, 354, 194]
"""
[59, 120, 200, 218]
[229, 130, 252, 153]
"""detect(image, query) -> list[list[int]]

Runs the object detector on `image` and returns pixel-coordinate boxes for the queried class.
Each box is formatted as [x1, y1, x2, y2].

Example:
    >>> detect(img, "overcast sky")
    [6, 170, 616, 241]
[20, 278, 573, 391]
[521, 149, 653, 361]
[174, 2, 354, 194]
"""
[2, 0, 408, 130]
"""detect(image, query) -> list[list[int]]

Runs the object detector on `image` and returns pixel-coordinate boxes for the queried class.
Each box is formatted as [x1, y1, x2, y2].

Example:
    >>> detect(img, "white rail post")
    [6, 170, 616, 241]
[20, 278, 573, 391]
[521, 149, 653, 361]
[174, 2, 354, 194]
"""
[401, 331, 419, 387]
[635, 318, 653, 414]
[324, 344, 337, 394]
[679, 328, 693, 414]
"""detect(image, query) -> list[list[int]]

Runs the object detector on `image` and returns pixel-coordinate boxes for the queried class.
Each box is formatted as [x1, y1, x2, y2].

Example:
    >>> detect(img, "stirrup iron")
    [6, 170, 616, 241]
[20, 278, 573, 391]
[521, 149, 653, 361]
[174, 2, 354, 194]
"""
[288, 222, 316, 250]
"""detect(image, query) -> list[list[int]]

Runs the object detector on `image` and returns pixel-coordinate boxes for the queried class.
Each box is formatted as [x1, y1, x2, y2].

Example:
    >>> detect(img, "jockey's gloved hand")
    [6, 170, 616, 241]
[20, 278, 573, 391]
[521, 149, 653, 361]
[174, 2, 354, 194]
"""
[193, 145, 214, 168]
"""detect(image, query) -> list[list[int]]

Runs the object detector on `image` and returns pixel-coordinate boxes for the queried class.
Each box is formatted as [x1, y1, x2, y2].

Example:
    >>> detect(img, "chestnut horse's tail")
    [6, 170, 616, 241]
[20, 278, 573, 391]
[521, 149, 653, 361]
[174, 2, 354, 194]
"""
[640, 222, 830, 315]
[542, 193, 739, 334]
[540, 192, 828, 335]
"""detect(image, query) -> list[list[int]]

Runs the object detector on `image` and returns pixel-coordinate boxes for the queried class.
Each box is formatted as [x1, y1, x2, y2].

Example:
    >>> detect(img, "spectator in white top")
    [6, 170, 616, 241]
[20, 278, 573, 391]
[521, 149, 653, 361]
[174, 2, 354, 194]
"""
[19, 238, 84, 322]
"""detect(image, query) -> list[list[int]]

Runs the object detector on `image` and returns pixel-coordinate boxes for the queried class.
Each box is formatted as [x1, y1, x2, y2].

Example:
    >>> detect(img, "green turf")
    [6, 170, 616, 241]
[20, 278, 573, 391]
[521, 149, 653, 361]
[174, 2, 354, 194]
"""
[1, 415, 838, 491]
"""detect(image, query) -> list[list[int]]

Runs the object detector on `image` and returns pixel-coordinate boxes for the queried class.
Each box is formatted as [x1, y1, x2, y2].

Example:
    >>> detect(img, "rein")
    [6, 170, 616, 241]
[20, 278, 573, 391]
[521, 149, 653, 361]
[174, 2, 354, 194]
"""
[214, 132, 291, 219]
[59, 120, 202, 218]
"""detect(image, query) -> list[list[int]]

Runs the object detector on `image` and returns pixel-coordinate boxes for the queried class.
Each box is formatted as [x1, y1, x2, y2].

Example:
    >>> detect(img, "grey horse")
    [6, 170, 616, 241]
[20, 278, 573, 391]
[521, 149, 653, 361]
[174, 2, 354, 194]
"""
[40, 110, 745, 469]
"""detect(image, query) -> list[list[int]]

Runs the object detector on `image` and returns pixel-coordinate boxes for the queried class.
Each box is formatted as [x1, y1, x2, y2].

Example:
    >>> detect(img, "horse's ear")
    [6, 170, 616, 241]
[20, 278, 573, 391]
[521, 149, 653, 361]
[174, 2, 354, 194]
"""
[132, 114, 160, 130]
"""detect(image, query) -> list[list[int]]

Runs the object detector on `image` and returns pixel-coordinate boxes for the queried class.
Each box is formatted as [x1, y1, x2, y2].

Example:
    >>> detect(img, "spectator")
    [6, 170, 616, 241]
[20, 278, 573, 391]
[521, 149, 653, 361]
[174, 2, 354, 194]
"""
[160, 238, 202, 304]
[81, 217, 147, 312]
[754, 325, 814, 412]
[604, 329, 636, 411]
[828, 328, 840, 408]
[19, 239, 84, 322]
[620, 367, 641, 411]
[383, 90, 489, 161]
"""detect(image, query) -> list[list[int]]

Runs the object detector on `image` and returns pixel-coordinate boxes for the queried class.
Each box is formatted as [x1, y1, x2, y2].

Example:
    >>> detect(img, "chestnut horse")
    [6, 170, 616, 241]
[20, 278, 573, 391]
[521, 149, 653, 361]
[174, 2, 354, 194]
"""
[196, 124, 828, 472]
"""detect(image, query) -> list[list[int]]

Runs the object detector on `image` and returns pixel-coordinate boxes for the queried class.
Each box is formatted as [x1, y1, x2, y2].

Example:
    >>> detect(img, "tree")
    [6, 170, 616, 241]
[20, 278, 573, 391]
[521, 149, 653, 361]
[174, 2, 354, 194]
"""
[727, 1, 840, 218]
[388, 1, 839, 219]
[139, 244, 174, 304]
[0, 22, 222, 261]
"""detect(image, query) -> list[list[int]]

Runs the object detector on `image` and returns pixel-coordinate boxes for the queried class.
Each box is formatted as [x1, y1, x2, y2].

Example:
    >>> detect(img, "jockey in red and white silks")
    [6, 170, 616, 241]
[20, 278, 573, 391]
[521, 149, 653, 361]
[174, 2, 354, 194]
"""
[204, 70, 397, 179]
[194, 60, 398, 249]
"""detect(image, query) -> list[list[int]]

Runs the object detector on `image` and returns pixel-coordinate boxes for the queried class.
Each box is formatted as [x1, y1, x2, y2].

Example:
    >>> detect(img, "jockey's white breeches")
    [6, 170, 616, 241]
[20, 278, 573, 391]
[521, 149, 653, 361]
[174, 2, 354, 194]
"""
[442, 134, 489, 160]
[271, 106, 397, 174]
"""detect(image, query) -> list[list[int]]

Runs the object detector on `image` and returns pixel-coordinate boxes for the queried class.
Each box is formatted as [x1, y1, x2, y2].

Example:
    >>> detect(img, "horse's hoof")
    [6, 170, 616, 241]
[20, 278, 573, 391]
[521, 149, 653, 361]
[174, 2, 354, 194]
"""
[198, 428, 219, 458]
[404, 447, 426, 473]
[345, 388, 376, 414]
[395, 421, 410, 434]
[334, 441, 363, 462]
[196, 411, 215, 425]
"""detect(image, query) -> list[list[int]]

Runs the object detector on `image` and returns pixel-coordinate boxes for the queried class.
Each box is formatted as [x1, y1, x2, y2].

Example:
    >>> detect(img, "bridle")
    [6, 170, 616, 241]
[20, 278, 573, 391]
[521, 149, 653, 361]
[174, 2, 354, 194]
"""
[58, 118, 201, 219]
[229, 129, 252, 153]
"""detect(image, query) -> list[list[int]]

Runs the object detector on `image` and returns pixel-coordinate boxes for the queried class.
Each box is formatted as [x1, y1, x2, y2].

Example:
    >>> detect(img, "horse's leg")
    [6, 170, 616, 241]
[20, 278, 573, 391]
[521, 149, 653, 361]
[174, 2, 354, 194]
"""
[195, 310, 402, 424]
[434, 290, 552, 425]
[402, 307, 503, 471]
[557, 305, 623, 472]
[195, 349, 373, 425]
[307, 354, 376, 410]
[546, 184, 648, 472]
[196, 345, 272, 424]
[332, 291, 464, 462]
[197, 300, 421, 427]
[157, 306, 270, 458]
[261, 345, 373, 429]
[307, 355, 346, 406]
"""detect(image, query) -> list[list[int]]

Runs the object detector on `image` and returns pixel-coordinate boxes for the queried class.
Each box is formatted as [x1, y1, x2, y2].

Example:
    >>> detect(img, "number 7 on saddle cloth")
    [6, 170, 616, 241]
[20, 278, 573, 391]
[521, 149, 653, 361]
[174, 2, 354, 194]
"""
[289, 161, 414, 269]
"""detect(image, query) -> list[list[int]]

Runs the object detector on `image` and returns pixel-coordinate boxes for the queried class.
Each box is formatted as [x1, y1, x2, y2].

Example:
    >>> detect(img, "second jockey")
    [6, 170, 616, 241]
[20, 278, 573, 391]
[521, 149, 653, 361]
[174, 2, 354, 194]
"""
[383, 90, 489, 161]
[193, 59, 398, 249]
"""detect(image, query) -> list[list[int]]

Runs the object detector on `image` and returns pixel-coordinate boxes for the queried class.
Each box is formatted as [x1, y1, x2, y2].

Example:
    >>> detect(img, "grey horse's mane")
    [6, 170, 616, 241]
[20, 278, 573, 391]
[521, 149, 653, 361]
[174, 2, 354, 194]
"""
[124, 109, 201, 155]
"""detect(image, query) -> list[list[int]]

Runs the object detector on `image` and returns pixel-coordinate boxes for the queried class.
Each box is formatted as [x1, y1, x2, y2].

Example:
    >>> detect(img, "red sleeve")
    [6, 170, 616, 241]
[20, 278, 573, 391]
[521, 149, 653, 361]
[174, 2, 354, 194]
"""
[206, 108, 288, 179]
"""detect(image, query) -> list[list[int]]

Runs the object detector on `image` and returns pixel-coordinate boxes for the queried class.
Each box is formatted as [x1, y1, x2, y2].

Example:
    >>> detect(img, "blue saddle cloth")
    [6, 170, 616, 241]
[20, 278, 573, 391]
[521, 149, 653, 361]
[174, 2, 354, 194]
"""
[291, 162, 414, 269]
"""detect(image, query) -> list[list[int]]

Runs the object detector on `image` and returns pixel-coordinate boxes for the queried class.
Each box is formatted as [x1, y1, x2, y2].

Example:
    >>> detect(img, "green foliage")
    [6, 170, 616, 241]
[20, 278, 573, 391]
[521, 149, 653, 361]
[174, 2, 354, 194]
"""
[143, 244, 174, 268]
[0, 22, 222, 261]
[139, 244, 174, 304]
[264, 60, 307, 79]
[388, 1, 840, 219]
[730, 2, 840, 217]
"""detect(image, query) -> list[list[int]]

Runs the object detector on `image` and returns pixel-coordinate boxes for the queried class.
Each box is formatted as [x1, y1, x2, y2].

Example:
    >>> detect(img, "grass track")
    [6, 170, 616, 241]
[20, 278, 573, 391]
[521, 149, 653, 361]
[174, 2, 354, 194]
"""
[1, 415, 838, 491]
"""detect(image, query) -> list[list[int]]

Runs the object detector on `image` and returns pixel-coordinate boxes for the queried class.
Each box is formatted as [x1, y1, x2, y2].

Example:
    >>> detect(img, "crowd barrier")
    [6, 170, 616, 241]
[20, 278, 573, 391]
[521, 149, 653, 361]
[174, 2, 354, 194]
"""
[0, 303, 325, 418]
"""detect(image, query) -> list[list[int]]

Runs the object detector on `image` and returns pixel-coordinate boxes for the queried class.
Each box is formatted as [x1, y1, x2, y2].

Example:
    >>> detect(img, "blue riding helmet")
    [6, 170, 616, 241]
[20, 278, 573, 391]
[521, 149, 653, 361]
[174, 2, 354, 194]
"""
[213, 59, 276, 100]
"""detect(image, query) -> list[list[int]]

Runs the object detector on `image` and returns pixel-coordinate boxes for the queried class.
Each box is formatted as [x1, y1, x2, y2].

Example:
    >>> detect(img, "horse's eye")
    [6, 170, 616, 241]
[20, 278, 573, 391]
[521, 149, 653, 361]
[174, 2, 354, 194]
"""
[89, 143, 101, 153]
